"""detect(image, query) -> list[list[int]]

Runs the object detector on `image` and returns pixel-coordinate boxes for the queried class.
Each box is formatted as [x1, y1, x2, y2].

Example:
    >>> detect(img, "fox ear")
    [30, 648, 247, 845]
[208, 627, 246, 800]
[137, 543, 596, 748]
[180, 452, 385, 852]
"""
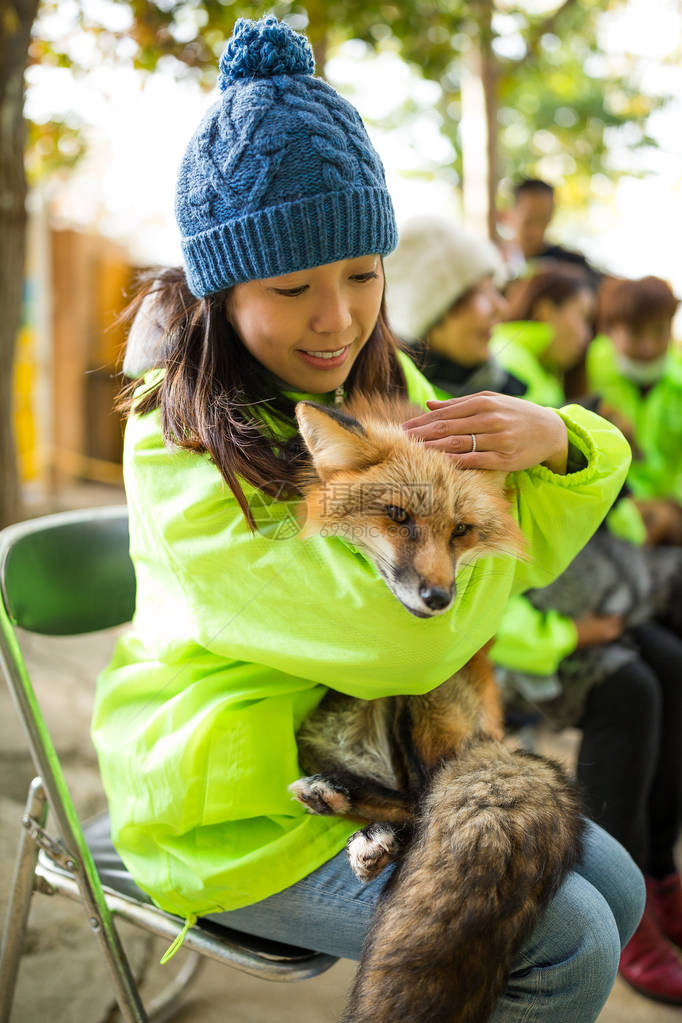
[486, 470, 511, 494]
[467, 469, 511, 496]
[296, 402, 380, 479]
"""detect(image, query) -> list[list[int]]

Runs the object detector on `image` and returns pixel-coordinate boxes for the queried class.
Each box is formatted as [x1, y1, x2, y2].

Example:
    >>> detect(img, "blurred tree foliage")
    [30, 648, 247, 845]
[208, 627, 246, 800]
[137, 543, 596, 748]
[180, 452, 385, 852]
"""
[492, 3, 664, 207]
[29, 0, 666, 205]
[25, 117, 87, 182]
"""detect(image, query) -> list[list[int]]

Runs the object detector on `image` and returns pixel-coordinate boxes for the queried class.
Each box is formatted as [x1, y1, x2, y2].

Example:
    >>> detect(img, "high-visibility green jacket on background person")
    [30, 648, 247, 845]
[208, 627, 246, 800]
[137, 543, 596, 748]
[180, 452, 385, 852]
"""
[490, 594, 579, 678]
[490, 321, 565, 408]
[91, 351, 630, 920]
[488, 491, 646, 682]
[587, 333, 682, 505]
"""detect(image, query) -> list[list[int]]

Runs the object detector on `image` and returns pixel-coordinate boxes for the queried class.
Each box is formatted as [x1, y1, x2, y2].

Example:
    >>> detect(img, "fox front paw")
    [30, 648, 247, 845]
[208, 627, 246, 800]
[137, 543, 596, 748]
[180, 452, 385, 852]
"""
[347, 823, 399, 882]
[288, 775, 352, 816]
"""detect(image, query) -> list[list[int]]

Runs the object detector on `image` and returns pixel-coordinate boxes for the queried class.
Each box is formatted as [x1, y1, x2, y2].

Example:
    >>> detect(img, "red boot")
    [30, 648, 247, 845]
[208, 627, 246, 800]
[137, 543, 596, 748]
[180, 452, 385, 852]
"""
[619, 903, 682, 1004]
[647, 873, 682, 948]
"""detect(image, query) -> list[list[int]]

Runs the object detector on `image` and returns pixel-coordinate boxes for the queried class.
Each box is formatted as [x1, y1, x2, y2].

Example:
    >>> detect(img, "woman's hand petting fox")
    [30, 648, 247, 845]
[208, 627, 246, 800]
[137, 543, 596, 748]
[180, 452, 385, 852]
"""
[402, 391, 569, 475]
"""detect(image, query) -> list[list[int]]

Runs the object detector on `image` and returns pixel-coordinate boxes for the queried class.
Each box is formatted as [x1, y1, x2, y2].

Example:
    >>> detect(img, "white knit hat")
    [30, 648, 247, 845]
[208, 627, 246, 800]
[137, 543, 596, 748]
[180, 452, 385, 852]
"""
[383, 216, 506, 340]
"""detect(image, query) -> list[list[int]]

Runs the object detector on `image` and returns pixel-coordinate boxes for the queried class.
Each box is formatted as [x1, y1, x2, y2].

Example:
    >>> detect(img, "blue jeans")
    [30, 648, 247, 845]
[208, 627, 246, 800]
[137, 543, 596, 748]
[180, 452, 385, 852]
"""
[208, 819, 644, 1023]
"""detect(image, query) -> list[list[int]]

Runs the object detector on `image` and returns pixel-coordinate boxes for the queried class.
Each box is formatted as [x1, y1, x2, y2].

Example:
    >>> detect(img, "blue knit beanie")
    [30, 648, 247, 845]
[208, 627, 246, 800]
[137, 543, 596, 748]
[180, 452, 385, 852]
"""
[175, 16, 398, 298]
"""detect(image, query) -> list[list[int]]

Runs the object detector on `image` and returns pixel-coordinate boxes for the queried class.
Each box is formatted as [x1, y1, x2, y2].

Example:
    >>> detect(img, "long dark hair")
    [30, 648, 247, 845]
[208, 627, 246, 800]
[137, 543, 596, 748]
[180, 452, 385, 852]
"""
[116, 266, 407, 529]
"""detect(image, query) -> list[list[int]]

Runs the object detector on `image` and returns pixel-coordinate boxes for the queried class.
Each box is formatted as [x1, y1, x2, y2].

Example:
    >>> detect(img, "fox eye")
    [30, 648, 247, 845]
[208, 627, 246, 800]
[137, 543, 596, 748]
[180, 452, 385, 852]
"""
[385, 505, 409, 524]
[451, 523, 471, 541]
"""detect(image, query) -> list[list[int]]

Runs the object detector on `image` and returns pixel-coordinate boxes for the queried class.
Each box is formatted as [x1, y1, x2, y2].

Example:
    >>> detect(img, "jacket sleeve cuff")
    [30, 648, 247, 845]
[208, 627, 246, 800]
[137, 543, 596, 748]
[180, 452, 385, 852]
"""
[525, 405, 621, 487]
[533, 408, 593, 482]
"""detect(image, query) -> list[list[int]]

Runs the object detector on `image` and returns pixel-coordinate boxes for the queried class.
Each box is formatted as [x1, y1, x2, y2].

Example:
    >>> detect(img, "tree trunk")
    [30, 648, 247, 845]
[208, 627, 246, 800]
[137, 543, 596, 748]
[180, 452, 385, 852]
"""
[479, 13, 499, 243]
[311, 35, 327, 79]
[460, 1, 499, 241]
[303, 0, 328, 78]
[0, 0, 39, 528]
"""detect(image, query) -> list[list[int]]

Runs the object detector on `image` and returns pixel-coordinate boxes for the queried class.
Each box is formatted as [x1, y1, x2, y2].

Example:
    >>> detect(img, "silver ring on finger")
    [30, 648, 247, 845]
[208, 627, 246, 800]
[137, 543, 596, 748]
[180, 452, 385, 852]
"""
[470, 433, 477, 453]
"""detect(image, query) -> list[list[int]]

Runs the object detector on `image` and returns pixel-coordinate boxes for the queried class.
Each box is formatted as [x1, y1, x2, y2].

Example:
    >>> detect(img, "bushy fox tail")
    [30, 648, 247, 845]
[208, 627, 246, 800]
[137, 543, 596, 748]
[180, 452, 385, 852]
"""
[343, 739, 585, 1023]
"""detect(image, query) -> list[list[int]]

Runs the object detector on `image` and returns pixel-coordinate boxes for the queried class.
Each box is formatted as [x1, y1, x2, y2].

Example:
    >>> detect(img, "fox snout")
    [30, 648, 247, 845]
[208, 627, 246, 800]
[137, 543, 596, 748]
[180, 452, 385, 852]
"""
[418, 583, 453, 613]
[391, 566, 456, 618]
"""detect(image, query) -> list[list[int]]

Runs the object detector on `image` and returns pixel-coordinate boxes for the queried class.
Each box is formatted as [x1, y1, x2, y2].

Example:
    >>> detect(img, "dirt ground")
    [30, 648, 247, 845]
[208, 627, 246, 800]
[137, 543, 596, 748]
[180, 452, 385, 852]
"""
[1, 482, 681, 1021]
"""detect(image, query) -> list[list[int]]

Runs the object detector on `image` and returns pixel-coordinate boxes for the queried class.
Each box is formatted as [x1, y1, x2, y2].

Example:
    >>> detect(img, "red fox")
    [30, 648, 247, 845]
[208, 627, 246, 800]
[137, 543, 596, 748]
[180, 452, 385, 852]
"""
[289, 393, 585, 1023]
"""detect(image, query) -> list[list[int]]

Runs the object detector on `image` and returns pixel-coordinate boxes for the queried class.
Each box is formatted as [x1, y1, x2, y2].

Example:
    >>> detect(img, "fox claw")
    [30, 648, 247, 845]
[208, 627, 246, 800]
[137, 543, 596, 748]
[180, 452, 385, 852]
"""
[289, 775, 352, 816]
[347, 824, 399, 882]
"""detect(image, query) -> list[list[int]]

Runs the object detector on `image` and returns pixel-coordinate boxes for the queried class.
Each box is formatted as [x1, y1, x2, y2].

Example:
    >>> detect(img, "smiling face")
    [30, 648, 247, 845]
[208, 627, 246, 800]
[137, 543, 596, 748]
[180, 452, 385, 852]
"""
[226, 256, 384, 394]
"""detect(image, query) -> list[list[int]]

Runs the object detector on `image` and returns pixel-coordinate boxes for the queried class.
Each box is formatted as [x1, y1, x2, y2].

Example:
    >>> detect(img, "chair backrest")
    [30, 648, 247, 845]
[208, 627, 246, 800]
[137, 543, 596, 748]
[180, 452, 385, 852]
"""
[0, 505, 137, 909]
[0, 506, 135, 635]
[0, 507, 157, 1019]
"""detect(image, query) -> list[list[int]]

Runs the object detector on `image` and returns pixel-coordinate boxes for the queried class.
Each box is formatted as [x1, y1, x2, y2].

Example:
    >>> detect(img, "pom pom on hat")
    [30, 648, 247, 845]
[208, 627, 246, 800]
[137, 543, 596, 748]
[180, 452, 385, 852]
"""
[384, 216, 507, 340]
[218, 15, 314, 90]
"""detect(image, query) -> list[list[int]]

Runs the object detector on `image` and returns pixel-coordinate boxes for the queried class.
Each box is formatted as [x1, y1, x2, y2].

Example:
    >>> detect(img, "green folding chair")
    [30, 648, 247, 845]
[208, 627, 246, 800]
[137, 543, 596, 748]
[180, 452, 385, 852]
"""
[0, 506, 336, 1023]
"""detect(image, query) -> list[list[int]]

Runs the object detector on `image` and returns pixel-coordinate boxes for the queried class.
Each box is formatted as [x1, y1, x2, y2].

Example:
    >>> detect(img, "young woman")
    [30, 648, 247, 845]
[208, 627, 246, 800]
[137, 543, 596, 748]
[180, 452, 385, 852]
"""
[91, 16, 644, 1021]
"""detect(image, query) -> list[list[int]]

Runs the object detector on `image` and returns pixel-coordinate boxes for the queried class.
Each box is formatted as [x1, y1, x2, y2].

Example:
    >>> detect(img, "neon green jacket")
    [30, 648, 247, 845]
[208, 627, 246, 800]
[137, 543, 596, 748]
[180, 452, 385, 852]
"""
[490, 321, 565, 408]
[91, 352, 630, 919]
[587, 333, 682, 504]
[489, 493, 645, 681]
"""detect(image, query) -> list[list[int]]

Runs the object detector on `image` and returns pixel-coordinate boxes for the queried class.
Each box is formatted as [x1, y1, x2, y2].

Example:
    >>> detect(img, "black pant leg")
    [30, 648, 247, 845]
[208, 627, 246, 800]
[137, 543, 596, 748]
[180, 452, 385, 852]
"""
[630, 621, 682, 877]
[577, 655, 661, 870]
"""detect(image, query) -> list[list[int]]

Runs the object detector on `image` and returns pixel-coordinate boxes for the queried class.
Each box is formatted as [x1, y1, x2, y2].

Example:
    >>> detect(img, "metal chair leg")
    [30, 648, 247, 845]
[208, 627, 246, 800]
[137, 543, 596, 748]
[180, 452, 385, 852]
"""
[69, 857, 149, 1022]
[101, 942, 203, 1023]
[0, 779, 47, 1023]
[0, 778, 149, 1023]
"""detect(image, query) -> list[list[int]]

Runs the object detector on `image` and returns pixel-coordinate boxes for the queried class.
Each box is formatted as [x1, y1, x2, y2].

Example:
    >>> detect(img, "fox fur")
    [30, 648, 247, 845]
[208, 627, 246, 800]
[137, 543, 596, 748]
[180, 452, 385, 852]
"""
[289, 392, 585, 1023]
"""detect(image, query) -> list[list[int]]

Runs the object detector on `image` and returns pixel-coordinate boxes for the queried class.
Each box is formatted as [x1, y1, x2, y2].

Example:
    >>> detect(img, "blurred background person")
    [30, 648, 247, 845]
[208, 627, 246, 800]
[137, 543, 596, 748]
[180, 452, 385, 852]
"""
[501, 178, 600, 285]
[383, 216, 525, 397]
[490, 264, 595, 406]
[589, 275, 682, 546]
